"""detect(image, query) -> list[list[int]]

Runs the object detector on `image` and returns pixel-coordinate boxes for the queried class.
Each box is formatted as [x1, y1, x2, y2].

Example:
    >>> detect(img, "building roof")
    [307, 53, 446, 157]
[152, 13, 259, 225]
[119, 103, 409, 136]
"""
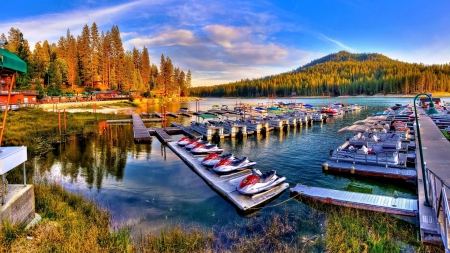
[92, 90, 119, 95]
[0, 48, 27, 73]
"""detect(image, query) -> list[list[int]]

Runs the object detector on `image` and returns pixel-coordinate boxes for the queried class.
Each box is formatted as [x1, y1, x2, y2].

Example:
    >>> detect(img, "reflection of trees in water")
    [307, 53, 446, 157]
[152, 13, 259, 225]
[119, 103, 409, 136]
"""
[37, 124, 152, 190]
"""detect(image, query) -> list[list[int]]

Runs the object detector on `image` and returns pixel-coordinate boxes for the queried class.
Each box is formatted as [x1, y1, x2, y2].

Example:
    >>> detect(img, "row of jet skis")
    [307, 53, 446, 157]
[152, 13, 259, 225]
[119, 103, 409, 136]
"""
[177, 136, 287, 196]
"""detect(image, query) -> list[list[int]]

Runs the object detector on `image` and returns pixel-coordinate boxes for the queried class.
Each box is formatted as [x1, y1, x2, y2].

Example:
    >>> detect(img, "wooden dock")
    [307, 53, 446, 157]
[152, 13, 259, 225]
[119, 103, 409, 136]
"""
[132, 114, 152, 142]
[155, 129, 172, 142]
[171, 123, 203, 139]
[107, 118, 161, 123]
[167, 142, 289, 212]
[290, 184, 418, 216]
[322, 160, 417, 181]
[166, 112, 179, 118]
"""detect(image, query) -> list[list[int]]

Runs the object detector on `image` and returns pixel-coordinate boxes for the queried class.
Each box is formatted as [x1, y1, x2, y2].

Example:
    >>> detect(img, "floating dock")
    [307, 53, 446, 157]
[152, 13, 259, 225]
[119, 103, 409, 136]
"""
[290, 184, 418, 216]
[322, 160, 417, 182]
[171, 123, 203, 139]
[132, 114, 152, 142]
[166, 112, 179, 118]
[167, 142, 289, 212]
[107, 118, 162, 123]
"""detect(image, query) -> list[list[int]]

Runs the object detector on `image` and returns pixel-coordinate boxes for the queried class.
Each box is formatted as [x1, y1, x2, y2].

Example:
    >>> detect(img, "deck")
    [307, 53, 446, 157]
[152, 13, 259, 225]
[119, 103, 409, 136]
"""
[290, 184, 418, 216]
[323, 160, 417, 181]
[132, 114, 152, 142]
[167, 142, 289, 212]
[171, 123, 203, 139]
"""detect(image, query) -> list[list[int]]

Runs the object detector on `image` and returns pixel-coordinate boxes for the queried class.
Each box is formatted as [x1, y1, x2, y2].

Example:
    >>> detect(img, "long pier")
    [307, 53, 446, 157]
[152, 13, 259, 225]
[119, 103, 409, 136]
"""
[132, 114, 152, 142]
[290, 184, 418, 216]
[416, 110, 450, 246]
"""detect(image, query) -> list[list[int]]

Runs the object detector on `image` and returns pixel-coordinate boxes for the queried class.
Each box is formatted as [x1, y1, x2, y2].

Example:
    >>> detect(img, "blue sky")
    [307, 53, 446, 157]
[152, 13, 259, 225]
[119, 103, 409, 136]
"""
[1, 0, 449, 86]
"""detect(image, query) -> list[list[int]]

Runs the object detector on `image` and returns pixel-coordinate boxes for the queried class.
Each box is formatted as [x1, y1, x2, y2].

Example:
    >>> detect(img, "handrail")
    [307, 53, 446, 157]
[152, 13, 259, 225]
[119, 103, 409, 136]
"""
[425, 164, 450, 252]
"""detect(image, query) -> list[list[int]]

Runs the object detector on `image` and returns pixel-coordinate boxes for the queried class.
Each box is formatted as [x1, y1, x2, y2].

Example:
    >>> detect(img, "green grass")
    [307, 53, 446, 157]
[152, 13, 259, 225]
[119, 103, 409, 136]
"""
[441, 130, 450, 140]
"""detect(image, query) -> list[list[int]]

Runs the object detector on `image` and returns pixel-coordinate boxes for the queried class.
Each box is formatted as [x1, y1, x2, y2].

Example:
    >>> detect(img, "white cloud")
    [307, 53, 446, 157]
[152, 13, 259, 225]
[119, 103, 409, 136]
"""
[126, 30, 197, 48]
[319, 34, 355, 52]
[0, 0, 164, 49]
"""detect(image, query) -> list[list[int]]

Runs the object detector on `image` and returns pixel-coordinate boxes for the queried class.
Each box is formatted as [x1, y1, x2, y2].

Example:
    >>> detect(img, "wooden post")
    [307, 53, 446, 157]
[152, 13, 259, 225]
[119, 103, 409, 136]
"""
[0, 74, 15, 146]
[58, 109, 61, 135]
[147, 101, 149, 113]
[64, 109, 67, 132]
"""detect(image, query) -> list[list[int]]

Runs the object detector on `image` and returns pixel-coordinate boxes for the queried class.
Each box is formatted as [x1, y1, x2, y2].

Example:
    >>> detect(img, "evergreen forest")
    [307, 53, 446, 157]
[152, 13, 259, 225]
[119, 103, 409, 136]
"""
[190, 51, 450, 97]
[1, 24, 191, 97]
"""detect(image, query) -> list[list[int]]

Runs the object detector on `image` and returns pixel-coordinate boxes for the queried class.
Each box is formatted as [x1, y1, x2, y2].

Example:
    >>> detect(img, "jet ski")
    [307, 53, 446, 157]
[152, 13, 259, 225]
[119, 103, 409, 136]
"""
[185, 140, 209, 150]
[200, 153, 235, 167]
[190, 143, 224, 155]
[177, 136, 193, 146]
[237, 169, 287, 195]
[212, 156, 256, 174]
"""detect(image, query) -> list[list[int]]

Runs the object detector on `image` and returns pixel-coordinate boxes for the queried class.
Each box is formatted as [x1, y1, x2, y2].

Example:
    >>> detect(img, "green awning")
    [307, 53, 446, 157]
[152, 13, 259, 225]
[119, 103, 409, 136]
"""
[0, 48, 27, 73]
[198, 114, 219, 119]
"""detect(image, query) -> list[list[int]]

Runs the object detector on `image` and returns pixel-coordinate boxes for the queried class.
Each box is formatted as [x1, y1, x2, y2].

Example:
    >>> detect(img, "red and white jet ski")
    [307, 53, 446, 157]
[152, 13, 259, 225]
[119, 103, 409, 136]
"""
[212, 157, 256, 174]
[190, 143, 224, 155]
[200, 153, 235, 167]
[237, 169, 286, 195]
[185, 140, 210, 150]
[177, 136, 193, 146]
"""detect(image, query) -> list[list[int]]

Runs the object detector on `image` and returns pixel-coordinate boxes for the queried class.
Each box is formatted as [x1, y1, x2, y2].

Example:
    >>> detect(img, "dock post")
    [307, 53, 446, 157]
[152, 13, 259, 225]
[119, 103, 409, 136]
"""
[58, 110, 61, 135]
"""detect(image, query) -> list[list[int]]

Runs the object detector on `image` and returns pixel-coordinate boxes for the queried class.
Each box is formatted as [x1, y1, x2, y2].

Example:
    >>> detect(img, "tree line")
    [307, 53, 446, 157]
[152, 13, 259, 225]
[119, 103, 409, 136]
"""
[1, 24, 191, 97]
[190, 51, 450, 97]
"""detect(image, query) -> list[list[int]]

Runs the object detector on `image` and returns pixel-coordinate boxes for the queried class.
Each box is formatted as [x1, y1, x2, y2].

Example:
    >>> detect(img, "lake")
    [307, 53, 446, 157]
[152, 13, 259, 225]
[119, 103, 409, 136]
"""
[35, 97, 435, 235]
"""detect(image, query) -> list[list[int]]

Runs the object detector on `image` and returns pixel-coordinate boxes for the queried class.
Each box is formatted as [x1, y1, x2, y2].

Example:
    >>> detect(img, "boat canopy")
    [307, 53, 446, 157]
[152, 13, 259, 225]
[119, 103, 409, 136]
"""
[0, 48, 27, 73]
[197, 114, 219, 119]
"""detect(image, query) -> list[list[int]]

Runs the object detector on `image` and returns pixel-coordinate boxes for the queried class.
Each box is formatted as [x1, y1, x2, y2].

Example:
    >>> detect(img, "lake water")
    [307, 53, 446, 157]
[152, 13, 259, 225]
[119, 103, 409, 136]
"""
[35, 97, 437, 235]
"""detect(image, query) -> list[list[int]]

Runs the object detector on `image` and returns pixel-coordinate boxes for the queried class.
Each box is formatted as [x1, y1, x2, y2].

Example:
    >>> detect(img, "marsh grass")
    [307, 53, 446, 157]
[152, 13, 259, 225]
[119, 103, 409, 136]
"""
[135, 226, 214, 253]
[0, 182, 133, 252]
[307, 202, 444, 253]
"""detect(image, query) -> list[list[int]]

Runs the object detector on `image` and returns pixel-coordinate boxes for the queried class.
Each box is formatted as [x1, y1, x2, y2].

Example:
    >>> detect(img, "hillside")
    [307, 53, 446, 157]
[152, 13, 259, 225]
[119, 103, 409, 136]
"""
[298, 51, 396, 70]
[190, 51, 450, 97]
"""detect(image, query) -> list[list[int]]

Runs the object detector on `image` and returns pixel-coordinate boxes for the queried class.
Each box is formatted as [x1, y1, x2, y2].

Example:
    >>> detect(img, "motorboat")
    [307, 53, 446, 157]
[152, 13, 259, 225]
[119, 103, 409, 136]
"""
[236, 169, 287, 195]
[185, 140, 210, 150]
[212, 156, 256, 174]
[190, 143, 224, 155]
[200, 153, 235, 167]
[177, 136, 193, 146]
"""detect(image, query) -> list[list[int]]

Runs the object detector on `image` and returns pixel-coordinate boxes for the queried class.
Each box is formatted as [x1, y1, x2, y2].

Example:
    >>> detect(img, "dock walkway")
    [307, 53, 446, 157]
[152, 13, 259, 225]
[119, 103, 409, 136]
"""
[416, 109, 450, 245]
[323, 160, 417, 181]
[290, 184, 418, 216]
[167, 142, 289, 212]
[132, 114, 152, 142]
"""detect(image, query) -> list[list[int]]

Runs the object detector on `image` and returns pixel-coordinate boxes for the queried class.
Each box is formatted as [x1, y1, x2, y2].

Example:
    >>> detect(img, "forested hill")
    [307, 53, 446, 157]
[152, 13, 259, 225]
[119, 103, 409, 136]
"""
[190, 51, 450, 97]
[298, 51, 395, 69]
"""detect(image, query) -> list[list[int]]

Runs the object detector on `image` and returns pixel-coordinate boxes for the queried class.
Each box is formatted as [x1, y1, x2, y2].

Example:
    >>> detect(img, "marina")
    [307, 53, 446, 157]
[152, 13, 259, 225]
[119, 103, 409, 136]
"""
[37, 97, 450, 251]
